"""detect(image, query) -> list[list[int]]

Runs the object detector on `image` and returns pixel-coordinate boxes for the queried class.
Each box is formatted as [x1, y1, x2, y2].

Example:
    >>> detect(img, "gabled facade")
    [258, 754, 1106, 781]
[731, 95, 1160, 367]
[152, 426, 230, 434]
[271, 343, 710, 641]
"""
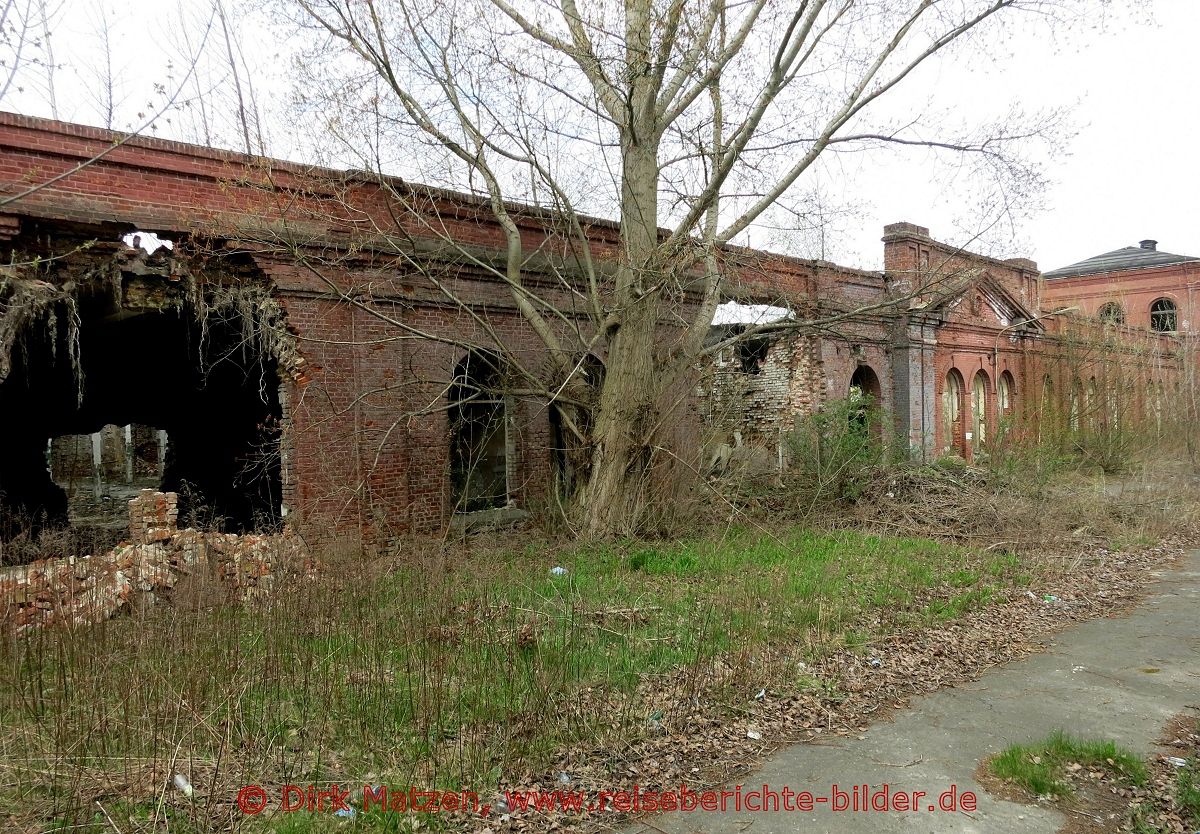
[706, 222, 1181, 468]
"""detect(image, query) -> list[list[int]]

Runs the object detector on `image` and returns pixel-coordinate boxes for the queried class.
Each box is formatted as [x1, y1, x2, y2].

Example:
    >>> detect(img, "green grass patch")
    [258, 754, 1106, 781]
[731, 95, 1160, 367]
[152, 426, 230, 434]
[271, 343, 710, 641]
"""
[1178, 755, 1200, 825]
[989, 730, 1148, 799]
[0, 526, 1030, 831]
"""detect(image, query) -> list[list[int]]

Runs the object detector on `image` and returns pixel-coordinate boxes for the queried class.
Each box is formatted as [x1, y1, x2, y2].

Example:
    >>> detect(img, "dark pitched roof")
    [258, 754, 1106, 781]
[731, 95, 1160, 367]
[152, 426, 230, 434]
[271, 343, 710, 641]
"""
[1043, 242, 1200, 279]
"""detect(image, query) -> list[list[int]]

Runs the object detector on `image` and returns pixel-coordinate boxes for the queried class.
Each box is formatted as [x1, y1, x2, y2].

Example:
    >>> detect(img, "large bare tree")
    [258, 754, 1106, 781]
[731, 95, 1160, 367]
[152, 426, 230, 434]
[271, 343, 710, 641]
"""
[275, 0, 1089, 536]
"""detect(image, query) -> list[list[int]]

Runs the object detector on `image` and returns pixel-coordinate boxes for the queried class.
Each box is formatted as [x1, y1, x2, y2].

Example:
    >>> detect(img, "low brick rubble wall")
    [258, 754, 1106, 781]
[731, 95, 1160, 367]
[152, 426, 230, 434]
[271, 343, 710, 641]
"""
[0, 490, 315, 633]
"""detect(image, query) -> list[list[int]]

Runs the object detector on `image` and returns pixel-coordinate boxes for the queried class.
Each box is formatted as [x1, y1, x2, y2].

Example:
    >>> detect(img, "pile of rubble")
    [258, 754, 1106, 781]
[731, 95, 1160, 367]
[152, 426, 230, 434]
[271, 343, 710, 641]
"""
[0, 490, 314, 633]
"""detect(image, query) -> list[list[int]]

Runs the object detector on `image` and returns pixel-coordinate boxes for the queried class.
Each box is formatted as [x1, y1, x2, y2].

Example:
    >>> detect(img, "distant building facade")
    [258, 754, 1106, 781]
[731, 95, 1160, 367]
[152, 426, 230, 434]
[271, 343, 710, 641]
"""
[1041, 239, 1200, 334]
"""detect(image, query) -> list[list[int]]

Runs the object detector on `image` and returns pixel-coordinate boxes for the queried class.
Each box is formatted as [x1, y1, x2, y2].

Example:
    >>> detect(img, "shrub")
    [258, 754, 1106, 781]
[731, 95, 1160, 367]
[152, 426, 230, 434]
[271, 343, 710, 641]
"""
[784, 396, 886, 502]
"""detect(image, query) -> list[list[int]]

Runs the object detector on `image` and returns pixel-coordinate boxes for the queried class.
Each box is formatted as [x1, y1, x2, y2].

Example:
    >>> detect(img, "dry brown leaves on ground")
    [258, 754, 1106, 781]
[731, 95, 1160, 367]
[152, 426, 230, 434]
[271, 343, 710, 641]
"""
[484, 537, 1191, 834]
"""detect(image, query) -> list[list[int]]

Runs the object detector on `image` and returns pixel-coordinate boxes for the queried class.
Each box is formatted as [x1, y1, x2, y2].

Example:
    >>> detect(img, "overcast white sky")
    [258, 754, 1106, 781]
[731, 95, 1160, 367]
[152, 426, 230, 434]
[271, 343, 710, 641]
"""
[5, 0, 1197, 273]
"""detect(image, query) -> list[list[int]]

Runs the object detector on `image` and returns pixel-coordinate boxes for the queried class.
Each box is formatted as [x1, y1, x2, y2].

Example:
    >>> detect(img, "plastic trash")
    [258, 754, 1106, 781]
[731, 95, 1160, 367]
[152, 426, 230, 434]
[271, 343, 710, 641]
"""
[1025, 590, 1038, 601]
[549, 566, 569, 576]
[1165, 756, 1188, 768]
[557, 772, 572, 785]
[754, 688, 766, 700]
[747, 728, 763, 740]
[647, 708, 665, 734]
[335, 806, 356, 818]
[1042, 594, 1060, 603]
[869, 657, 882, 668]
[172, 773, 194, 798]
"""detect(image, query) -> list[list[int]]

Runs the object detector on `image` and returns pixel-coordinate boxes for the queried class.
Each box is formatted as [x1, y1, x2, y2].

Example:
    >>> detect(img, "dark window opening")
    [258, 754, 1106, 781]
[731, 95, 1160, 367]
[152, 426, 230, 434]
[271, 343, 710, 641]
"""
[736, 334, 771, 374]
[848, 364, 882, 435]
[1097, 302, 1125, 326]
[449, 350, 510, 513]
[0, 282, 283, 562]
[1150, 298, 1177, 333]
[550, 355, 605, 500]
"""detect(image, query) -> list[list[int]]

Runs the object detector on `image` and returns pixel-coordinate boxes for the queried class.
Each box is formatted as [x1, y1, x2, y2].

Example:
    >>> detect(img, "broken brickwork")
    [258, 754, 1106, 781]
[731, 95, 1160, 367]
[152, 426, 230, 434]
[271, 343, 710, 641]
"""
[128, 489, 178, 543]
[0, 113, 1185, 544]
[0, 491, 313, 633]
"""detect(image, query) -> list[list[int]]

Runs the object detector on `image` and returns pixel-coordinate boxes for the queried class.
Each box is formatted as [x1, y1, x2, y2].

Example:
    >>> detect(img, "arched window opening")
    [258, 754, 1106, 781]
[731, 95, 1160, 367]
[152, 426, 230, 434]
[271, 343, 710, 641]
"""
[449, 350, 510, 513]
[998, 371, 1015, 414]
[1070, 379, 1083, 433]
[1086, 377, 1098, 432]
[1097, 302, 1125, 326]
[942, 370, 965, 456]
[550, 355, 605, 499]
[848, 364, 882, 435]
[971, 370, 990, 453]
[1150, 298, 1177, 333]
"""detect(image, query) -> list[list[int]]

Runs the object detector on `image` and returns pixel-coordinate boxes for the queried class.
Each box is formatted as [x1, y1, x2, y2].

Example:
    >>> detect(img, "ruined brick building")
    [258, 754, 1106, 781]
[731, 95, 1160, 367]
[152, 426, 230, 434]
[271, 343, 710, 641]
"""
[0, 113, 1182, 548]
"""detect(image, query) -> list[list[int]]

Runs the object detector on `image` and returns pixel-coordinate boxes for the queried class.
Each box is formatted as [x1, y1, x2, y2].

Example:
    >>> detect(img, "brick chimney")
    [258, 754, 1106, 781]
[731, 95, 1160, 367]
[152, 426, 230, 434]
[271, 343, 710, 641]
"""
[1140, 239, 1158, 250]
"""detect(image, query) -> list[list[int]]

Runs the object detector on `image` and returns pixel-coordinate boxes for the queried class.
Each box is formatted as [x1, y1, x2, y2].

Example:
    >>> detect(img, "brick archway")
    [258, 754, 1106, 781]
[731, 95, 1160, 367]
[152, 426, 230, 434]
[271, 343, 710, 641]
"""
[942, 369, 966, 456]
[971, 369, 991, 455]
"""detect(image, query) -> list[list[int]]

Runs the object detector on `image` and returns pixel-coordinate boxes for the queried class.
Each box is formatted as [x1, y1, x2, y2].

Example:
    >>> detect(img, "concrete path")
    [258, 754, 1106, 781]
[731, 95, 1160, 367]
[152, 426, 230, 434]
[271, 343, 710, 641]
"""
[627, 551, 1200, 834]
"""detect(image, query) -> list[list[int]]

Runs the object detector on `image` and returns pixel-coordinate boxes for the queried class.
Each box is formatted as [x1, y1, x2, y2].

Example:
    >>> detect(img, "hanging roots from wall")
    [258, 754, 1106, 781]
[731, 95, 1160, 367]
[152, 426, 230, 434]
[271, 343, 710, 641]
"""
[193, 280, 307, 398]
[1, 248, 306, 417]
[0, 269, 83, 403]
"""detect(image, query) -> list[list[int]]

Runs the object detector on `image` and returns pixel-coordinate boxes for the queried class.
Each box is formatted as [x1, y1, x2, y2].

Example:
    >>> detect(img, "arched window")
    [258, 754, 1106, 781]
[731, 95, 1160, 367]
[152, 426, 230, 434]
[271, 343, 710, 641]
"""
[550, 355, 605, 498]
[848, 364, 882, 435]
[1070, 379, 1083, 433]
[449, 349, 510, 512]
[998, 371, 1015, 414]
[1150, 298, 1177, 333]
[1097, 302, 1125, 326]
[942, 370, 964, 456]
[971, 370, 990, 452]
[1086, 377, 1099, 432]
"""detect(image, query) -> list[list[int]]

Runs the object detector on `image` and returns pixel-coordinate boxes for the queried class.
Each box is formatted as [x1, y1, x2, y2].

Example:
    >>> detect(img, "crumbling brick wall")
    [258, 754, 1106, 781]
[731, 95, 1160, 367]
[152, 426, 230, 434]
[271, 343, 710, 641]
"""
[0, 113, 1184, 534]
[0, 491, 313, 633]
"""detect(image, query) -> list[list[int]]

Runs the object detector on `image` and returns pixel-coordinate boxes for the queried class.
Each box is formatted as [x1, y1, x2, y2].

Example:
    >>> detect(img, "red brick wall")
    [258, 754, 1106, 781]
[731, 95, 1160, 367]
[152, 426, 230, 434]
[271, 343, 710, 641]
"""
[1041, 262, 1200, 333]
[0, 113, 1186, 537]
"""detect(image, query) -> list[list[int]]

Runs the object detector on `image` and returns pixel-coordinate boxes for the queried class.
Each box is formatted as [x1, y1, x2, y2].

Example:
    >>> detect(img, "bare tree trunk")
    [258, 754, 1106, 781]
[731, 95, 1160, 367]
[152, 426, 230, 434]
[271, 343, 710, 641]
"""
[582, 297, 660, 535]
[283, 0, 1082, 537]
[581, 132, 664, 536]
